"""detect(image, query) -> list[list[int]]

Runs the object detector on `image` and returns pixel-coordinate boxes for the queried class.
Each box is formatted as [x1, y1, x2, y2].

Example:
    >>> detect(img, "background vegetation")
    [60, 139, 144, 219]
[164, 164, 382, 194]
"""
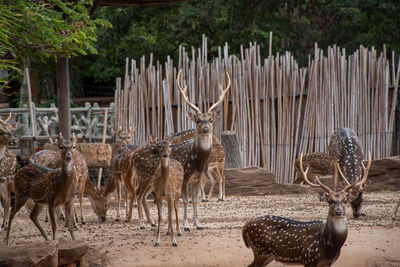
[1, 0, 399, 104]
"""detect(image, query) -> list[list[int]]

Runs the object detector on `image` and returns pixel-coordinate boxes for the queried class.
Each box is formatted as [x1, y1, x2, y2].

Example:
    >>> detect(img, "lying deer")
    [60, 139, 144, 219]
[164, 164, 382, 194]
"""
[0, 113, 17, 232]
[153, 138, 184, 247]
[329, 128, 371, 218]
[293, 152, 332, 184]
[242, 153, 371, 267]
[103, 127, 138, 221]
[5, 134, 78, 245]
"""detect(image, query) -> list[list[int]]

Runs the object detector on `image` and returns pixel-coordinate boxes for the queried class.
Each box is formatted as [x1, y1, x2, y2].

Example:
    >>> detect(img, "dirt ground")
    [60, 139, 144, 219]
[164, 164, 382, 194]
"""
[1, 190, 400, 267]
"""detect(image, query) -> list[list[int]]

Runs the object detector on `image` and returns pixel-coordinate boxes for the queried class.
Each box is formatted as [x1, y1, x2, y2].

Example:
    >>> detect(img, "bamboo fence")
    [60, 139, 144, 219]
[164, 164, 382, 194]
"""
[114, 35, 400, 184]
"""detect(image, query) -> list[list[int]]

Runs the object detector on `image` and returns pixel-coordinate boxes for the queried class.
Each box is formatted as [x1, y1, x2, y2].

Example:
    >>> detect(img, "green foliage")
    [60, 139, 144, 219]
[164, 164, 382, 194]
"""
[82, 0, 399, 85]
[0, 0, 110, 86]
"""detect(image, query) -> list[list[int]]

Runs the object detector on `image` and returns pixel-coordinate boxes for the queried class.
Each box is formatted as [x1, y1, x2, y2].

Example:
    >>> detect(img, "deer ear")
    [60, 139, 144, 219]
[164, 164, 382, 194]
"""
[187, 111, 195, 121]
[360, 180, 372, 192]
[316, 191, 328, 202]
[346, 191, 359, 202]
[9, 122, 18, 132]
[150, 134, 157, 144]
[210, 110, 222, 122]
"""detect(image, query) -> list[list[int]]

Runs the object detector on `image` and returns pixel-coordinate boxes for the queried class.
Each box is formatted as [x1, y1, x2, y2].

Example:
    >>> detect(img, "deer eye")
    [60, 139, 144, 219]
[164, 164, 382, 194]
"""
[328, 199, 334, 204]
[343, 199, 347, 204]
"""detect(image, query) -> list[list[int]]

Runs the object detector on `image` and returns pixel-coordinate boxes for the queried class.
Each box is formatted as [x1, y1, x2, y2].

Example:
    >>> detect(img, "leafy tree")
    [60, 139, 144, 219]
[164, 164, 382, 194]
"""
[0, 0, 110, 91]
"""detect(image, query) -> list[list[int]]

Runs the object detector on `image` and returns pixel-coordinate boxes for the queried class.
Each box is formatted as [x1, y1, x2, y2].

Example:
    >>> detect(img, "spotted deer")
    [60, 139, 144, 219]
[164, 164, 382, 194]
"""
[168, 129, 226, 202]
[104, 127, 138, 221]
[0, 113, 17, 232]
[293, 152, 332, 184]
[328, 128, 371, 218]
[171, 69, 230, 230]
[200, 142, 226, 202]
[243, 153, 371, 267]
[153, 138, 184, 247]
[5, 134, 78, 245]
[46, 134, 108, 223]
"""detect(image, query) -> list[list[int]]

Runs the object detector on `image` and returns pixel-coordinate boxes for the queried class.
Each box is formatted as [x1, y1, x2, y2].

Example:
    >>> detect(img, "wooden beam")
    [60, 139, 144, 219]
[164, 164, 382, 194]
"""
[97, 0, 192, 7]
[56, 56, 71, 140]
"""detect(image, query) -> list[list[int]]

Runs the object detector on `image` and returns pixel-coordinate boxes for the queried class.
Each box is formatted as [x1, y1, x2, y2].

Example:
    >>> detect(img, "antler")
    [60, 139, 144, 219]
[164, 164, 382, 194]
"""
[336, 162, 351, 186]
[0, 112, 11, 124]
[208, 72, 231, 113]
[72, 133, 77, 148]
[177, 69, 202, 115]
[299, 153, 334, 194]
[342, 152, 372, 192]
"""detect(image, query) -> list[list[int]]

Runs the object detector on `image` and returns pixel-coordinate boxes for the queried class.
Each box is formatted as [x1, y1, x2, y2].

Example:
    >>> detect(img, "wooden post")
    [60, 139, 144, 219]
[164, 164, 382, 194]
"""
[221, 131, 243, 168]
[56, 56, 71, 140]
[97, 109, 108, 189]
[25, 68, 36, 137]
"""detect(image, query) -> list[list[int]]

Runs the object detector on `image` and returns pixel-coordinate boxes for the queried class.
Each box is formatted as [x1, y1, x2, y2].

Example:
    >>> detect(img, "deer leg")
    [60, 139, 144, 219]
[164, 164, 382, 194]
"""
[154, 198, 162, 247]
[124, 176, 136, 222]
[182, 179, 190, 231]
[191, 181, 203, 230]
[218, 167, 225, 201]
[207, 170, 217, 201]
[116, 179, 121, 221]
[175, 195, 181, 237]
[5, 197, 28, 245]
[1, 185, 10, 229]
[65, 202, 75, 240]
[133, 173, 138, 207]
[79, 182, 86, 224]
[200, 176, 207, 202]
[143, 184, 156, 227]
[168, 198, 177, 247]
[31, 203, 48, 241]
[48, 204, 57, 240]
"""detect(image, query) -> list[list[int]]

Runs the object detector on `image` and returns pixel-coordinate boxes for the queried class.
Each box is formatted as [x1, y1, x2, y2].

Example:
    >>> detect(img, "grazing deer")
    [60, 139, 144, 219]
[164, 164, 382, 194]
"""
[153, 138, 184, 247]
[243, 153, 371, 267]
[105, 127, 138, 221]
[0, 113, 17, 232]
[328, 128, 371, 218]
[44, 134, 107, 223]
[5, 134, 78, 245]
[171, 69, 230, 231]
[293, 152, 332, 184]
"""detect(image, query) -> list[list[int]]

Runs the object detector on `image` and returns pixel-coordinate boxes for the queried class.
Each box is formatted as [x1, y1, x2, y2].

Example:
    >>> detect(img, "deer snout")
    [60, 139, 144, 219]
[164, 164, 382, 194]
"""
[65, 153, 72, 161]
[202, 126, 210, 133]
[334, 208, 343, 216]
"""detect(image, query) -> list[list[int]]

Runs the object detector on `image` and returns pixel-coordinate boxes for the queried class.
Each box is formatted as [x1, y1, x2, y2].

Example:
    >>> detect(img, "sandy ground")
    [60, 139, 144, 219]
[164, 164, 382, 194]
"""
[1, 191, 400, 267]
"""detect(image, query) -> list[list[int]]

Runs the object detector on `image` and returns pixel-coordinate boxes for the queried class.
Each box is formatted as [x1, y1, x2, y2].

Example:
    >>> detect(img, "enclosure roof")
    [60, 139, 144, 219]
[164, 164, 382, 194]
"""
[96, 0, 192, 6]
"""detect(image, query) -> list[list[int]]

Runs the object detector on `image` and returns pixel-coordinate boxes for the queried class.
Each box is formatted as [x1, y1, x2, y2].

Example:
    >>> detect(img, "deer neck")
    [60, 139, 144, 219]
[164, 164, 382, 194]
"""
[324, 213, 348, 252]
[157, 157, 171, 191]
[61, 158, 75, 189]
[192, 133, 212, 165]
[0, 145, 6, 160]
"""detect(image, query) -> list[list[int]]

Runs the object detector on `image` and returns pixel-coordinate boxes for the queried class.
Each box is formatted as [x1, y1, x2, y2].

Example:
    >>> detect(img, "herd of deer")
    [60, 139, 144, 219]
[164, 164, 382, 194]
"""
[0, 70, 399, 266]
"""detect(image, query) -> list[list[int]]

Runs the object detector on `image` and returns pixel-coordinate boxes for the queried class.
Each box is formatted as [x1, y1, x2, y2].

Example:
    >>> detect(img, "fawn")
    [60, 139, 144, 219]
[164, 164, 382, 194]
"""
[153, 138, 184, 247]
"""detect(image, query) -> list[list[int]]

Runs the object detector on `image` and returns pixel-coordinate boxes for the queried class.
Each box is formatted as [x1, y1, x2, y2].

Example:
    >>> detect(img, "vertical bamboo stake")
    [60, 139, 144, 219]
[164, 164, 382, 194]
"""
[97, 109, 108, 189]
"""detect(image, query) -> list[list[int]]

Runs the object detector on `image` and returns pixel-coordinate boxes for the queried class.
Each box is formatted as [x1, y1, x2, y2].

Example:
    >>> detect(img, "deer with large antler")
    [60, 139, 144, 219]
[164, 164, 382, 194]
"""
[0, 113, 17, 232]
[328, 128, 371, 218]
[101, 127, 138, 221]
[243, 153, 371, 267]
[5, 133, 78, 245]
[172, 69, 230, 230]
[168, 129, 227, 202]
